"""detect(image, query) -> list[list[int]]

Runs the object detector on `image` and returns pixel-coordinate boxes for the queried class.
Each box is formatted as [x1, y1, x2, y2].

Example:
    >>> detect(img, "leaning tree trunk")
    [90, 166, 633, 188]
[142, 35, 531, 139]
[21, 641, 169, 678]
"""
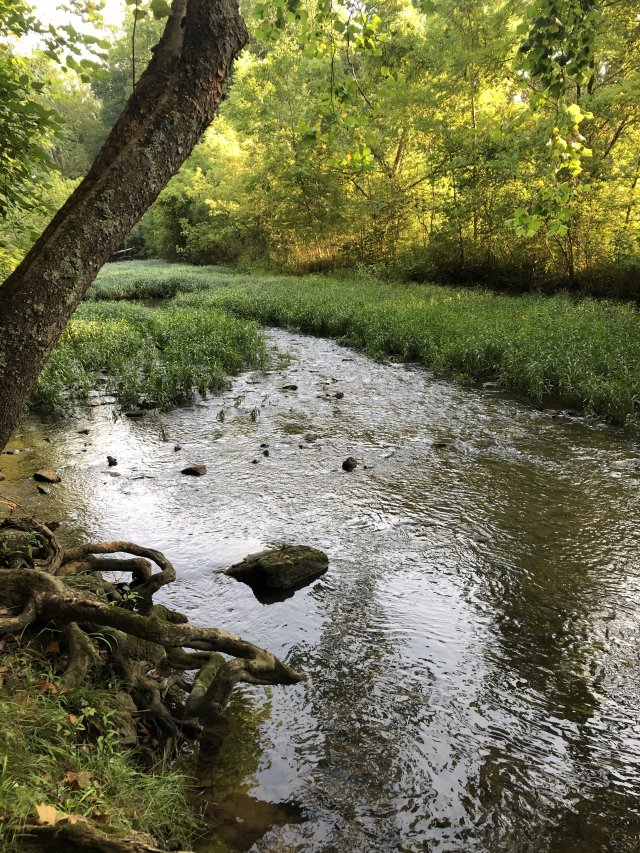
[0, 0, 248, 451]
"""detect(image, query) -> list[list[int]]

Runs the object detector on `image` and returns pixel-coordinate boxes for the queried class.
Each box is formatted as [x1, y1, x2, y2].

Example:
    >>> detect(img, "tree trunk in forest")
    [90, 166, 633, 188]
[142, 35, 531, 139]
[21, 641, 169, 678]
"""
[0, 0, 248, 452]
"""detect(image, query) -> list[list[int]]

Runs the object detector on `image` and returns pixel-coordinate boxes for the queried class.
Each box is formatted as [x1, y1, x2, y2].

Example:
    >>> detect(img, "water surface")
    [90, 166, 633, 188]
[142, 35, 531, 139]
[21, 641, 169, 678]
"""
[2, 329, 640, 852]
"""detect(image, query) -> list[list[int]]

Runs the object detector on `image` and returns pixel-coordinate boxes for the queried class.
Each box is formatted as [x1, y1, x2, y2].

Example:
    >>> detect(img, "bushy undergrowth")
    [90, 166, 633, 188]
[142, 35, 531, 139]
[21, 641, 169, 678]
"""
[34, 299, 267, 410]
[90, 262, 640, 431]
[0, 648, 197, 851]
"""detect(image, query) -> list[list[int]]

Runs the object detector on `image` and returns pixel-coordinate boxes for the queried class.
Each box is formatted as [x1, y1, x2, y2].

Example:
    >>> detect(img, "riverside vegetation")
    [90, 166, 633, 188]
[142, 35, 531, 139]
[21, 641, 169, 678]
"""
[20, 256, 640, 849]
[0, 642, 197, 853]
[31, 259, 640, 433]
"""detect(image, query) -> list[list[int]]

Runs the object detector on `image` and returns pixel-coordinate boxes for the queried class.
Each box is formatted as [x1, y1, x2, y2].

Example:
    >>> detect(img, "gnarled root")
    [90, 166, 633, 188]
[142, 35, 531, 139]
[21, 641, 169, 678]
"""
[0, 517, 302, 771]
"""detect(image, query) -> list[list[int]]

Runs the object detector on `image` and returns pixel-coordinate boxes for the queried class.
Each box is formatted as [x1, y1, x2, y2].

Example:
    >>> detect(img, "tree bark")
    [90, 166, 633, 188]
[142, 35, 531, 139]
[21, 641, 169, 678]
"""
[0, 0, 248, 451]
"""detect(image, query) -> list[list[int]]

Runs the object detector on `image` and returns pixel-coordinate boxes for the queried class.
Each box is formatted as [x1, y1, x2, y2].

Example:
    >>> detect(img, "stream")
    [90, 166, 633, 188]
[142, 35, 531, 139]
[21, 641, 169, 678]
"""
[2, 328, 640, 852]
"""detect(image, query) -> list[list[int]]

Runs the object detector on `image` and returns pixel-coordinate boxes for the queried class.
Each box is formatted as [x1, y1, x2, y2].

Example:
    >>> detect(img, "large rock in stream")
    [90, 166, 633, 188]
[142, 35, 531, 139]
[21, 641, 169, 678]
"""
[226, 545, 328, 600]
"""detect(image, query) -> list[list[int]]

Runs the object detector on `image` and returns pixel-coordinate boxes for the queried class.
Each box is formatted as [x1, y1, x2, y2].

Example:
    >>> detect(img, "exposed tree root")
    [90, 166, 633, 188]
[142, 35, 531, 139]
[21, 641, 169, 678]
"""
[0, 516, 302, 782]
[17, 823, 192, 853]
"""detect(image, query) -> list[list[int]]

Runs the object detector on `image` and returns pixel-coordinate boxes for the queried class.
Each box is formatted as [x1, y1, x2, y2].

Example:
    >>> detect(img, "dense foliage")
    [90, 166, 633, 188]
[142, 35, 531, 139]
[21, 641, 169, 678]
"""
[136, 0, 640, 294]
[2, 0, 639, 294]
[34, 297, 267, 410]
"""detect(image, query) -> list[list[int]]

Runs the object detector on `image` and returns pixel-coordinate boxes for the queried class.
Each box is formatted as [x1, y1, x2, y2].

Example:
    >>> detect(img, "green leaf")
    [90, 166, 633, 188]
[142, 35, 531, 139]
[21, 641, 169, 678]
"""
[150, 0, 172, 19]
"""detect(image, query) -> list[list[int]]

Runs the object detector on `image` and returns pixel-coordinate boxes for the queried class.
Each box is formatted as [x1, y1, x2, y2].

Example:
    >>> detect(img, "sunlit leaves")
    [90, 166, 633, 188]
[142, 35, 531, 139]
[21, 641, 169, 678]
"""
[124, 0, 172, 22]
[0, 1, 109, 218]
[517, 0, 601, 95]
[150, 0, 171, 18]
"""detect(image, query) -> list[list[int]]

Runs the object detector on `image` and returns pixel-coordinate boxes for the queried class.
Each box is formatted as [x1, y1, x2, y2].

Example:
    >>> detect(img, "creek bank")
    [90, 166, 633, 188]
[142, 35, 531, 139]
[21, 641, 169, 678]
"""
[0, 516, 302, 852]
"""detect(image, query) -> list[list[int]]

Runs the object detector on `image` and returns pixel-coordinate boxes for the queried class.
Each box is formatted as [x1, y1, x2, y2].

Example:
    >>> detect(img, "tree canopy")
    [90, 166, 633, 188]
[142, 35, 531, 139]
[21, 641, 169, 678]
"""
[1, 0, 640, 293]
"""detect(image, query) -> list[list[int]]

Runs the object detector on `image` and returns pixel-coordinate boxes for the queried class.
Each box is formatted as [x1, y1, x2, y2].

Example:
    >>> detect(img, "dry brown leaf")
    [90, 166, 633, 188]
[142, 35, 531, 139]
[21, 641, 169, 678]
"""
[45, 640, 60, 654]
[12, 693, 38, 709]
[68, 713, 79, 725]
[61, 770, 93, 791]
[36, 678, 58, 695]
[61, 771, 79, 786]
[35, 803, 61, 827]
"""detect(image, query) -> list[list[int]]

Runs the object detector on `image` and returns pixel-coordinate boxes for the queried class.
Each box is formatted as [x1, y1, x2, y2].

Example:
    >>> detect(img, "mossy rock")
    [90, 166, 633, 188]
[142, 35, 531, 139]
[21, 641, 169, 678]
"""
[225, 546, 328, 593]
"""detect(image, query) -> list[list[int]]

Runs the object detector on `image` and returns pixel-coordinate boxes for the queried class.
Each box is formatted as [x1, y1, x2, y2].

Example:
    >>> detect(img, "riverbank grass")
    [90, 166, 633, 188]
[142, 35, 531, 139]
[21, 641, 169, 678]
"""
[0, 642, 197, 852]
[201, 279, 640, 428]
[34, 300, 266, 410]
[86, 261, 640, 431]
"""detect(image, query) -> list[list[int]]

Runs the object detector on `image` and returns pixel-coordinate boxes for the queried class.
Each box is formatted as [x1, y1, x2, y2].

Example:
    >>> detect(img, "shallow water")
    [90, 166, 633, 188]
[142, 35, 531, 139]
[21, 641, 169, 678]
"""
[2, 329, 640, 852]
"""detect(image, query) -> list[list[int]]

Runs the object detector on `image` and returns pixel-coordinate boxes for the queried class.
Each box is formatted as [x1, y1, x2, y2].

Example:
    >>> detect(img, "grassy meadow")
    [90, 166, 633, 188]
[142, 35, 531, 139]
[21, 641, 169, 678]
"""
[82, 261, 640, 431]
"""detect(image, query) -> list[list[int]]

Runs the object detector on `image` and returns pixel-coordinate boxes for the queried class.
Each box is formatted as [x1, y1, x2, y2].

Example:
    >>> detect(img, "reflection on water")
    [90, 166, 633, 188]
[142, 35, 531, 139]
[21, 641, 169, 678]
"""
[2, 329, 640, 852]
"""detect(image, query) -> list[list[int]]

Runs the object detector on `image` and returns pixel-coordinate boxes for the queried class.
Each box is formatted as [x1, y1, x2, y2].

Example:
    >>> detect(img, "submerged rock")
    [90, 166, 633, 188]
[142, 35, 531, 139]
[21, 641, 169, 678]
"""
[34, 469, 61, 484]
[226, 545, 329, 597]
[342, 456, 358, 472]
[0, 472, 5, 482]
[181, 464, 207, 477]
[107, 455, 118, 467]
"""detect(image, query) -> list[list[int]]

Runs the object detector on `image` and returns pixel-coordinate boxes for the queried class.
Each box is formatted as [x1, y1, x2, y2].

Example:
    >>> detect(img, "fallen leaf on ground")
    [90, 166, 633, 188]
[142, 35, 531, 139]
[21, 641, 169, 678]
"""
[35, 803, 61, 827]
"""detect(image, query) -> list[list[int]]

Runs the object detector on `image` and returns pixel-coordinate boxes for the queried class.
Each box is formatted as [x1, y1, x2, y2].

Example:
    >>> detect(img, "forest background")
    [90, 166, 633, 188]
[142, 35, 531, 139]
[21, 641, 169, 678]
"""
[1, 0, 640, 298]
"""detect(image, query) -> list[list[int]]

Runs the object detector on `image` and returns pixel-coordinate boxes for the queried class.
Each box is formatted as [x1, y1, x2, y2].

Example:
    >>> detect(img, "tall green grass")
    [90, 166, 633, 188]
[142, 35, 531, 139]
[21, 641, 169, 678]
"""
[0, 652, 197, 851]
[87, 259, 238, 301]
[91, 262, 640, 431]
[35, 299, 266, 410]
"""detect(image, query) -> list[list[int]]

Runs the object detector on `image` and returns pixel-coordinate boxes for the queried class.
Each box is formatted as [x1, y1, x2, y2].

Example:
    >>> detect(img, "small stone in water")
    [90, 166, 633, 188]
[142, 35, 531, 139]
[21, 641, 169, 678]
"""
[107, 455, 117, 467]
[260, 443, 269, 448]
[251, 459, 259, 464]
[5, 449, 20, 455]
[342, 457, 358, 472]
[174, 444, 182, 452]
[78, 428, 90, 435]
[335, 391, 344, 400]
[0, 472, 5, 482]
[282, 384, 298, 391]
[181, 465, 207, 477]
[263, 450, 270, 457]
[34, 469, 61, 484]
[37, 485, 49, 495]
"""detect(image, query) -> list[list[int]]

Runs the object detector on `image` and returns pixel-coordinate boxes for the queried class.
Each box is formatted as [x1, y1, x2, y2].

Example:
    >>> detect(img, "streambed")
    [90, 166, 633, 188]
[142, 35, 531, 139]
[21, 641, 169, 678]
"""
[2, 329, 640, 852]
